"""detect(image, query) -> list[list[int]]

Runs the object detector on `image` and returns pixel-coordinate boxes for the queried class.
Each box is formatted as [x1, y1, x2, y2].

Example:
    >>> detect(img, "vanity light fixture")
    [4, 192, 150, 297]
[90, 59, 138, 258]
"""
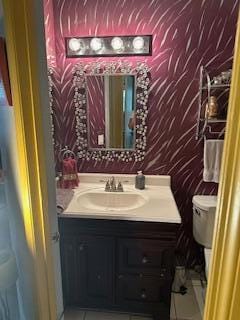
[111, 37, 124, 51]
[68, 38, 86, 54]
[133, 36, 145, 51]
[68, 38, 82, 52]
[66, 35, 152, 57]
[90, 38, 103, 52]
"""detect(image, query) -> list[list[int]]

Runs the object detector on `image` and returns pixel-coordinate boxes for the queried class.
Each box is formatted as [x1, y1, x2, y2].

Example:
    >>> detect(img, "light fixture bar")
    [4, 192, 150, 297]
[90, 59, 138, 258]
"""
[66, 35, 152, 57]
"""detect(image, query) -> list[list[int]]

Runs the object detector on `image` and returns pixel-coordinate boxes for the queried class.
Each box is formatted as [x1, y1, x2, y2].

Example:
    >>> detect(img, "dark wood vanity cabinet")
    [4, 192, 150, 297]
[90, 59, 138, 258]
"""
[59, 218, 179, 320]
[61, 234, 114, 307]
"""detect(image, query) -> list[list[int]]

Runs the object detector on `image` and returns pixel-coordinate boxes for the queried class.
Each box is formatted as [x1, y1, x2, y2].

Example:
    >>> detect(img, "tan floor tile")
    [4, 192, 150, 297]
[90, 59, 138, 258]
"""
[174, 280, 202, 320]
[64, 308, 85, 320]
[170, 293, 177, 320]
[130, 316, 152, 320]
[85, 311, 130, 320]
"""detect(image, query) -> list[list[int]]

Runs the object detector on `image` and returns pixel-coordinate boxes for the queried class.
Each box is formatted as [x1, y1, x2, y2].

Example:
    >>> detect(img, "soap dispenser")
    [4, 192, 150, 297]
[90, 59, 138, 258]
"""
[135, 171, 145, 190]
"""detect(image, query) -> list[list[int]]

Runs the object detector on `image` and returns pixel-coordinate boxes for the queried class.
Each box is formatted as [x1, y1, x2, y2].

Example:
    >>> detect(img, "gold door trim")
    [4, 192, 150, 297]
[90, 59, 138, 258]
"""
[2, 0, 56, 319]
[204, 12, 240, 320]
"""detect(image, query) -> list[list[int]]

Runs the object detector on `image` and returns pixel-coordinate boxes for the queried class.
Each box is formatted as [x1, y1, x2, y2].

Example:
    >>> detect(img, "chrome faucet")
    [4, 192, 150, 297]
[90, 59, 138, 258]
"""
[104, 177, 124, 192]
[110, 176, 117, 191]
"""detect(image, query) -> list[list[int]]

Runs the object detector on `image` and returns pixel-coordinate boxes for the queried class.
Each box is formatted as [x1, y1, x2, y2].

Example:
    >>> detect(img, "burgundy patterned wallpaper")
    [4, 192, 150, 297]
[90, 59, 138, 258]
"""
[44, 0, 239, 266]
[43, 0, 56, 67]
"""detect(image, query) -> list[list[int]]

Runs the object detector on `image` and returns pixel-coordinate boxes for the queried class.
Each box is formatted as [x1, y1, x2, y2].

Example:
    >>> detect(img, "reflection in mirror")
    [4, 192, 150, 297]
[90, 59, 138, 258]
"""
[86, 75, 135, 150]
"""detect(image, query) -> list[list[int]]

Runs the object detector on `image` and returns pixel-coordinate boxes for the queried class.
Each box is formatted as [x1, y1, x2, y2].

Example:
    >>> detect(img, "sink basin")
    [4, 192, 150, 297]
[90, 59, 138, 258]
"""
[76, 190, 147, 212]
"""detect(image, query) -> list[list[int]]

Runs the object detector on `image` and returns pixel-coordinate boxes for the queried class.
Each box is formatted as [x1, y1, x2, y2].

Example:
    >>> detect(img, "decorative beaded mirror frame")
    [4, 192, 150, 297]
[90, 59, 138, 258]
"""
[72, 62, 150, 162]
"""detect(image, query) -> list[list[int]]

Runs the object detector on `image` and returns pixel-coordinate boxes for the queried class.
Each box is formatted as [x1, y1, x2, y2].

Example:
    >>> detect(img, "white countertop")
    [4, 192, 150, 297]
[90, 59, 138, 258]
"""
[58, 174, 181, 224]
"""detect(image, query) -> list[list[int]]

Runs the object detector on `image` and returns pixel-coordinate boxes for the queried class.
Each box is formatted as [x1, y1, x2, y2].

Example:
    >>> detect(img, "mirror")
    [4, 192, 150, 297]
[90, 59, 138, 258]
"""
[86, 74, 136, 150]
[73, 62, 149, 162]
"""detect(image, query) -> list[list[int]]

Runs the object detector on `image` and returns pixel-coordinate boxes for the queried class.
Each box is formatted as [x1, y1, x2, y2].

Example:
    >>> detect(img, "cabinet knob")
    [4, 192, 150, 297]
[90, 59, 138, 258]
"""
[118, 274, 123, 279]
[141, 290, 147, 299]
[160, 268, 166, 278]
[97, 275, 101, 280]
[142, 256, 148, 264]
[79, 244, 84, 251]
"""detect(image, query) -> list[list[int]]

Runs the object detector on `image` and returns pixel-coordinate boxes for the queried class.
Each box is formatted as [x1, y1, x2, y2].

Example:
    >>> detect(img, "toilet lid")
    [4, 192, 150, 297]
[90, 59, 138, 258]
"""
[204, 248, 212, 279]
[192, 195, 217, 211]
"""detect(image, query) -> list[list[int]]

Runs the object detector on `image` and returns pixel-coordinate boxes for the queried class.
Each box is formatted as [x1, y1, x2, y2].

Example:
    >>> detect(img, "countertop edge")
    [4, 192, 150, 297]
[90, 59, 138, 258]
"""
[58, 212, 181, 224]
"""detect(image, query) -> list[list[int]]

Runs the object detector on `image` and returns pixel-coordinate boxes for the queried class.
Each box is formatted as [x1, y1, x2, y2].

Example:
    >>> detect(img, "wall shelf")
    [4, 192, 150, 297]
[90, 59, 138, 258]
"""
[202, 84, 230, 90]
[199, 118, 227, 123]
[196, 66, 231, 140]
[207, 119, 227, 123]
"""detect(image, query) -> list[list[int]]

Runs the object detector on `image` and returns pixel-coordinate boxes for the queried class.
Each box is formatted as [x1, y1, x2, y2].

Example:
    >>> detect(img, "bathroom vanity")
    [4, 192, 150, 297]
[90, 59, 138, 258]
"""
[58, 174, 181, 320]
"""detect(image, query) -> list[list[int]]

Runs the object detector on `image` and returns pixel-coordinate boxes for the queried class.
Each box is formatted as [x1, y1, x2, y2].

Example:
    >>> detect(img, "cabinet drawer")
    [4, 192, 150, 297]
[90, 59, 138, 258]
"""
[118, 238, 175, 275]
[116, 274, 172, 311]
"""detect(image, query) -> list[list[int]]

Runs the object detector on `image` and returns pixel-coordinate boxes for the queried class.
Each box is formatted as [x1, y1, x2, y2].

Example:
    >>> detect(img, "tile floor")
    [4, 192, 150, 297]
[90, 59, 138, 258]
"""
[64, 272, 204, 320]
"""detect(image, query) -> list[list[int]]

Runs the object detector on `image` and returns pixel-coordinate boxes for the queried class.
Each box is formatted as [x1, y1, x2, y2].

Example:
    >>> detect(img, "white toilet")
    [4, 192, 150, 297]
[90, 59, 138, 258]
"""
[192, 195, 217, 279]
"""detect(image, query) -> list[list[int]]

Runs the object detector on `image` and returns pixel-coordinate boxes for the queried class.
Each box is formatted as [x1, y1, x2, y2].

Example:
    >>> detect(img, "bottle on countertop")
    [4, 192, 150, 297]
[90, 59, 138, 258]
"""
[135, 171, 145, 190]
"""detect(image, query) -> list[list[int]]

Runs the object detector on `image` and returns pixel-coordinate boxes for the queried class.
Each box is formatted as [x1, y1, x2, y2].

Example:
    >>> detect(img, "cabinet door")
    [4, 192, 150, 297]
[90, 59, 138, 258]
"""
[76, 235, 114, 307]
[61, 236, 79, 305]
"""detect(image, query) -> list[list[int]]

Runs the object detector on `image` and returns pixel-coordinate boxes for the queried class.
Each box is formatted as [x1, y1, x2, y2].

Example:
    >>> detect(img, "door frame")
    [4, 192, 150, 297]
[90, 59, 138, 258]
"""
[204, 12, 240, 320]
[2, 0, 240, 319]
[2, 0, 57, 318]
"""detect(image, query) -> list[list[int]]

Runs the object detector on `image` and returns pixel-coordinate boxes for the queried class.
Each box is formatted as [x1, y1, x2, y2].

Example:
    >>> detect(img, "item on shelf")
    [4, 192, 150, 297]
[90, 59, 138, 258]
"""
[213, 75, 222, 85]
[221, 69, 232, 84]
[212, 69, 232, 85]
[205, 96, 218, 119]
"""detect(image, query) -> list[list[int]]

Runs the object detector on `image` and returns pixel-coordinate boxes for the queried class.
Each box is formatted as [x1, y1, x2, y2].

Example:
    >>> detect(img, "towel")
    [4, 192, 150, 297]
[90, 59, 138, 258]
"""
[203, 139, 224, 183]
[60, 156, 79, 189]
[56, 188, 74, 214]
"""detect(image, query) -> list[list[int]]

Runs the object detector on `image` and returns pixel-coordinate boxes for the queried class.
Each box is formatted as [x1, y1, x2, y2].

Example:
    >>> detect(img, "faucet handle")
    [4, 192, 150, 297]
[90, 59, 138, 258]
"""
[117, 181, 124, 192]
[105, 180, 110, 192]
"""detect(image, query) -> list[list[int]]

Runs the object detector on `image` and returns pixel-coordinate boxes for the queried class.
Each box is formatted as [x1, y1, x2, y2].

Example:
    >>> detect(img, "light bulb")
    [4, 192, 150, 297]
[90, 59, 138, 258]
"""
[68, 38, 82, 52]
[133, 36, 145, 51]
[90, 38, 103, 52]
[111, 37, 124, 51]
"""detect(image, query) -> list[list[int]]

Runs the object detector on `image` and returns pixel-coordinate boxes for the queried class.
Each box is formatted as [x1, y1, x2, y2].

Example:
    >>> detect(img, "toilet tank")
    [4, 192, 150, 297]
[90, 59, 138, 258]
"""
[192, 195, 217, 248]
